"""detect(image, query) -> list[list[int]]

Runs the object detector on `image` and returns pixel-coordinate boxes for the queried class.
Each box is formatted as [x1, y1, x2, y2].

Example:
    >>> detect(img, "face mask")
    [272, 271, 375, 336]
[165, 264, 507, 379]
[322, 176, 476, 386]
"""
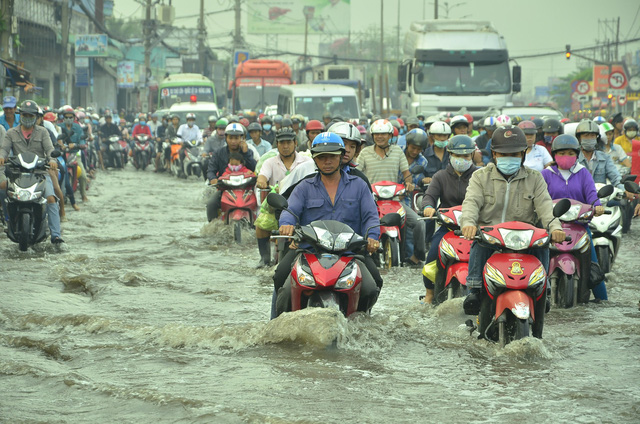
[188, 122, 194, 128]
[391, 136, 398, 144]
[21, 116, 36, 128]
[140, 120, 146, 125]
[581, 138, 597, 151]
[495, 156, 521, 175]
[228, 164, 242, 172]
[92, 119, 99, 125]
[450, 156, 472, 173]
[64, 117, 74, 125]
[544, 135, 554, 144]
[399, 128, 406, 135]
[419, 120, 424, 126]
[626, 131, 637, 139]
[84, 118, 90, 124]
[434, 140, 448, 149]
[479, 130, 486, 136]
[556, 155, 577, 170]
[263, 124, 271, 131]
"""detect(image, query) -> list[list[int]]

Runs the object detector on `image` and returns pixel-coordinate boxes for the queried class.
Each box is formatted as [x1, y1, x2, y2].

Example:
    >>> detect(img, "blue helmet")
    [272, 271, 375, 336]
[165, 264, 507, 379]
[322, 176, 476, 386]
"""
[405, 128, 428, 149]
[311, 132, 345, 156]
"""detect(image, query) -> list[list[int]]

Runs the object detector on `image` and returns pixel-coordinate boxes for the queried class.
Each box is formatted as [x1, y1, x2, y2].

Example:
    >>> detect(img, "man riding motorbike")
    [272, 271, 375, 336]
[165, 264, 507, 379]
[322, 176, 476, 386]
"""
[98, 112, 122, 171]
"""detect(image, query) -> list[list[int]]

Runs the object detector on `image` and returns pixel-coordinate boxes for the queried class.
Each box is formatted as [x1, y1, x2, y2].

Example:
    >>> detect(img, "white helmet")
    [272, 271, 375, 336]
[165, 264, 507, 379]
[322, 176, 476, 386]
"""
[450, 115, 468, 128]
[429, 121, 452, 135]
[370, 119, 394, 134]
[496, 114, 511, 127]
[327, 121, 361, 143]
[592, 116, 606, 124]
[483, 116, 498, 130]
[225, 122, 245, 136]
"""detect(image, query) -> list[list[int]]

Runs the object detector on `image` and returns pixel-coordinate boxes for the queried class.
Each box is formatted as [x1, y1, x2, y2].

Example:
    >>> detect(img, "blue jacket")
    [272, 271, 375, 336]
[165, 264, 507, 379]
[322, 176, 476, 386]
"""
[280, 170, 380, 240]
[60, 122, 85, 145]
[541, 164, 601, 206]
[423, 145, 449, 178]
[0, 113, 19, 130]
[578, 150, 623, 190]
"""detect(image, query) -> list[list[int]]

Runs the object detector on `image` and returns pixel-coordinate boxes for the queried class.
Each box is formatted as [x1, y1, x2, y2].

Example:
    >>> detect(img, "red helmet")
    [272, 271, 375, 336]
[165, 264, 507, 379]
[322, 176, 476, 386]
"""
[560, 118, 570, 124]
[463, 114, 474, 124]
[239, 118, 250, 128]
[305, 120, 324, 131]
[393, 126, 399, 137]
[396, 118, 405, 128]
[43, 112, 57, 122]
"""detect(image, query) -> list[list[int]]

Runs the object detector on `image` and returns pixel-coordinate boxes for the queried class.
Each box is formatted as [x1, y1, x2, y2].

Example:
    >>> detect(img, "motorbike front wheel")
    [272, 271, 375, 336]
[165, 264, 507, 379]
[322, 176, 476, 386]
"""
[499, 313, 530, 347]
[233, 221, 242, 244]
[556, 272, 575, 309]
[19, 213, 31, 252]
[381, 237, 399, 269]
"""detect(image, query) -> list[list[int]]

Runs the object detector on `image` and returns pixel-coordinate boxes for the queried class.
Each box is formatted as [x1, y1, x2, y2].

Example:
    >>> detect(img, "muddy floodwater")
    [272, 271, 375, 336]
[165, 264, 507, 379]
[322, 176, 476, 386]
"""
[1, 167, 639, 423]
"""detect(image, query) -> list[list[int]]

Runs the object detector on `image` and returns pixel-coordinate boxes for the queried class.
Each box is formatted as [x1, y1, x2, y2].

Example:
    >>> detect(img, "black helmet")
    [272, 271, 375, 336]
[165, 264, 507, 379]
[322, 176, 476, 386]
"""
[405, 128, 428, 149]
[276, 126, 296, 141]
[18, 100, 39, 115]
[261, 116, 272, 124]
[551, 134, 580, 156]
[491, 126, 527, 153]
[247, 122, 262, 132]
[281, 118, 292, 128]
[447, 135, 476, 154]
[542, 118, 562, 133]
[274, 115, 283, 124]
[532, 118, 544, 130]
[623, 119, 638, 131]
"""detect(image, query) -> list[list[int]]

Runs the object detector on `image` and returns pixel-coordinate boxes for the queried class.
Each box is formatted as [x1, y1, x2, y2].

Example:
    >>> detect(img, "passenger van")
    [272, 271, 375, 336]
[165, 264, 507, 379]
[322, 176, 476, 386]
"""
[277, 84, 360, 121]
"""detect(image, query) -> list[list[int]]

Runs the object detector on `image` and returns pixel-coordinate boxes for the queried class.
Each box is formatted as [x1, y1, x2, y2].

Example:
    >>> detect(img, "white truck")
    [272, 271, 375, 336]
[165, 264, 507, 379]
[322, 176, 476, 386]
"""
[398, 20, 521, 120]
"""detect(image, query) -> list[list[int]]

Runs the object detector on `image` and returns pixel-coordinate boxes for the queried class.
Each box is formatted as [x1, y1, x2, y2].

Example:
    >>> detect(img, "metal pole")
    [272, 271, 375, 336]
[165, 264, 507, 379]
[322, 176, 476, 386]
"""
[434, 0, 438, 19]
[380, 0, 384, 115]
[144, 0, 152, 111]
[396, 0, 400, 63]
[60, 0, 70, 106]
[615, 16, 620, 61]
[198, 0, 206, 75]
[370, 76, 376, 114]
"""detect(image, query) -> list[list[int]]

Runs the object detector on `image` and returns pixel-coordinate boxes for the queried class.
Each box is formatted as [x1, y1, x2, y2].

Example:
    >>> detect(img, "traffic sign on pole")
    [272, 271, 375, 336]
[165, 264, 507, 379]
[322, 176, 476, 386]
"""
[618, 94, 627, 106]
[575, 80, 590, 95]
[609, 71, 627, 89]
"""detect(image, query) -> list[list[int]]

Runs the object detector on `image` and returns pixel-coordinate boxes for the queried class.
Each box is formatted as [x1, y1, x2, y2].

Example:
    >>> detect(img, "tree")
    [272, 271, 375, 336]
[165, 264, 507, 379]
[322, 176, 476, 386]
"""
[105, 17, 143, 41]
[550, 67, 593, 112]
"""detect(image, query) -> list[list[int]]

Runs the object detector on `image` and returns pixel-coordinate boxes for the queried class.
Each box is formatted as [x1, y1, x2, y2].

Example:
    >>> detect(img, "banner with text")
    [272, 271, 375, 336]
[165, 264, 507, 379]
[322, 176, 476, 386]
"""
[247, 0, 350, 35]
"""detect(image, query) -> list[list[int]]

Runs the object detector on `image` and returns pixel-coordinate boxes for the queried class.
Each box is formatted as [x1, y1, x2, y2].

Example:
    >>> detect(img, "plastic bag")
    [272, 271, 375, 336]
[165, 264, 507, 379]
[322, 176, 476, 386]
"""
[422, 260, 438, 283]
[255, 186, 279, 231]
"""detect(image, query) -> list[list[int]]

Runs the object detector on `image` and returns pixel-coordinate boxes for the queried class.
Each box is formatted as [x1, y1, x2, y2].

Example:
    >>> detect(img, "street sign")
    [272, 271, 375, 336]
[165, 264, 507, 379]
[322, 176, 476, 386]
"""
[627, 91, 640, 101]
[609, 71, 627, 89]
[608, 88, 626, 96]
[618, 94, 627, 106]
[575, 80, 590, 95]
[577, 95, 590, 102]
[629, 76, 640, 91]
[234, 51, 250, 66]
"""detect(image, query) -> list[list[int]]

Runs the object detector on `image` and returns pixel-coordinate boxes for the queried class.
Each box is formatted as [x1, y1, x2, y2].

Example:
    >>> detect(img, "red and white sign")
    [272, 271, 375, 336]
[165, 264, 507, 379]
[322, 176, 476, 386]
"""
[618, 94, 627, 106]
[575, 80, 590, 95]
[609, 71, 627, 89]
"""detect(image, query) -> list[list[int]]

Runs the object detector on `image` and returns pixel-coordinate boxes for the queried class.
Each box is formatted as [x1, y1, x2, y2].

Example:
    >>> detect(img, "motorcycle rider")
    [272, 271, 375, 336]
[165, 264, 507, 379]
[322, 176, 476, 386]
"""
[247, 122, 271, 157]
[201, 118, 227, 179]
[292, 115, 308, 151]
[460, 126, 566, 338]
[98, 112, 122, 171]
[541, 134, 608, 300]
[202, 115, 218, 141]
[132, 113, 152, 140]
[176, 113, 202, 170]
[255, 126, 312, 267]
[322, 111, 332, 128]
[450, 115, 469, 136]
[0, 96, 20, 129]
[305, 120, 325, 145]
[273, 133, 381, 316]
[475, 117, 496, 165]
[59, 106, 89, 202]
[537, 118, 563, 155]
[614, 119, 638, 155]
[358, 119, 426, 266]
[600, 122, 631, 172]
[611, 112, 624, 140]
[421, 135, 479, 303]
[147, 113, 160, 137]
[261, 116, 275, 146]
[163, 114, 181, 171]
[206, 123, 257, 221]
[0, 100, 64, 243]
[521, 120, 553, 172]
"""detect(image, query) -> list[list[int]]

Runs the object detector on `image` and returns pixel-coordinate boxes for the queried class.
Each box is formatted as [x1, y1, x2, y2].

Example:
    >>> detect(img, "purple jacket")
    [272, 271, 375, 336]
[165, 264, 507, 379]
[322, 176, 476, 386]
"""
[541, 163, 601, 206]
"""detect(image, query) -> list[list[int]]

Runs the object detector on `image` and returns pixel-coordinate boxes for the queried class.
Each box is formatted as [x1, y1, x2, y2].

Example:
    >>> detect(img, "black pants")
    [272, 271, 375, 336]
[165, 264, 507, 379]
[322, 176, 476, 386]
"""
[273, 250, 382, 316]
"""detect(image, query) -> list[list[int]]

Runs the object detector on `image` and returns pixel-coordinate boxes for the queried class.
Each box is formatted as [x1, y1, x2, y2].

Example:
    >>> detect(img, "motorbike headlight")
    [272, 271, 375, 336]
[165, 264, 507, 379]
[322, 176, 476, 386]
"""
[374, 185, 396, 199]
[607, 218, 621, 231]
[295, 260, 315, 288]
[511, 302, 530, 320]
[439, 238, 459, 261]
[560, 204, 581, 222]
[528, 265, 546, 288]
[313, 227, 334, 251]
[532, 236, 549, 248]
[335, 264, 358, 289]
[499, 229, 533, 251]
[13, 184, 40, 201]
[333, 232, 353, 251]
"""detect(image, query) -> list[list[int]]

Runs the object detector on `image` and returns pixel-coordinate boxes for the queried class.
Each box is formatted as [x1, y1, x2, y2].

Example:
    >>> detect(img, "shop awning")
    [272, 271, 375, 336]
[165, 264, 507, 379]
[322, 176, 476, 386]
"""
[0, 58, 33, 88]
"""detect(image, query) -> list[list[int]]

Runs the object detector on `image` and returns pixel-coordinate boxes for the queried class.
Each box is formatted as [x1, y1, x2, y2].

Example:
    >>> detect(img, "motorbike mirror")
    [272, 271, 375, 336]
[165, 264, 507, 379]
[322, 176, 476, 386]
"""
[621, 174, 637, 183]
[410, 165, 425, 175]
[597, 185, 614, 199]
[624, 181, 640, 194]
[50, 150, 62, 158]
[553, 198, 572, 218]
[266, 193, 289, 210]
[380, 212, 402, 227]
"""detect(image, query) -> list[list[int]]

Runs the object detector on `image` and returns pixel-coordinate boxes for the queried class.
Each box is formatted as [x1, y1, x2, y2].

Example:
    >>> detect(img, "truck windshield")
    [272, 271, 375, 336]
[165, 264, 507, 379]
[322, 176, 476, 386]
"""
[294, 96, 358, 120]
[413, 61, 510, 94]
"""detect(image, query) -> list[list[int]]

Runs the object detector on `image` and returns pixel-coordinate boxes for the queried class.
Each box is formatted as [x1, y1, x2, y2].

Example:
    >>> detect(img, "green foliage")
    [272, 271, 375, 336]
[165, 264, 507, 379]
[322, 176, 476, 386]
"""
[106, 17, 143, 40]
[550, 68, 593, 112]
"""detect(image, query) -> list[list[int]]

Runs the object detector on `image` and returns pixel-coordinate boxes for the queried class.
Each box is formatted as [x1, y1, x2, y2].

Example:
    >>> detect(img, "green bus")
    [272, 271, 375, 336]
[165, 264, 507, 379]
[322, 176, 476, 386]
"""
[158, 73, 216, 109]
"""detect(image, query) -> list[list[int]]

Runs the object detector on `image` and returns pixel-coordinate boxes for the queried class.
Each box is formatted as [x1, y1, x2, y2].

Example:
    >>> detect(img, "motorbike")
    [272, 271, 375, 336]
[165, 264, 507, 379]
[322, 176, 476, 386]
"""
[429, 205, 471, 305]
[216, 172, 259, 243]
[3, 151, 61, 251]
[267, 193, 402, 317]
[371, 181, 406, 268]
[133, 134, 152, 170]
[170, 137, 184, 178]
[465, 199, 571, 346]
[590, 183, 622, 274]
[182, 139, 204, 178]
[549, 186, 612, 308]
[106, 134, 125, 169]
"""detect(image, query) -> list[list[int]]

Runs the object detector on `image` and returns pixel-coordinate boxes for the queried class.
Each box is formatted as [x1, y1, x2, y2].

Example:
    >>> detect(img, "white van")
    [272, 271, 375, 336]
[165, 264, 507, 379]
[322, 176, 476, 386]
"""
[277, 84, 360, 121]
[169, 100, 219, 133]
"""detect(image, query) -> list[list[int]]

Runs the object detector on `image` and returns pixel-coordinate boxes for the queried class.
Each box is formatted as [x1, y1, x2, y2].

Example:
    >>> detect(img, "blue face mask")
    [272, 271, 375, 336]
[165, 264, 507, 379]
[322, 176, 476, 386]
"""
[391, 136, 398, 144]
[479, 130, 487, 136]
[84, 118, 90, 124]
[92, 119, 99, 125]
[544, 135, 554, 144]
[140, 120, 146, 125]
[263, 124, 271, 131]
[496, 156, 522, 175]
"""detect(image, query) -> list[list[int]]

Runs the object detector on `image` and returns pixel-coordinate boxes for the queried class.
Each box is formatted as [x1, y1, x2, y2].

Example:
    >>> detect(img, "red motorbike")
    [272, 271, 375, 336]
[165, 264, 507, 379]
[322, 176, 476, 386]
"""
[430, 205, 472, 304]
[465, 199, 571, 346]
[217, 172, 259, 243]
[267, 193, 401, 317]
[371, 181, 406, 268]
[133, 134, 152, 170]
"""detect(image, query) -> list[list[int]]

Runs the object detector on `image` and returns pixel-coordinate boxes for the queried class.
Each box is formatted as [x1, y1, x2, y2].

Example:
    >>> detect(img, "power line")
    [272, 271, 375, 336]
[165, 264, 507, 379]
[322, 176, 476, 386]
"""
[511, 36, 640, 60]
[625, 6, 640, 40]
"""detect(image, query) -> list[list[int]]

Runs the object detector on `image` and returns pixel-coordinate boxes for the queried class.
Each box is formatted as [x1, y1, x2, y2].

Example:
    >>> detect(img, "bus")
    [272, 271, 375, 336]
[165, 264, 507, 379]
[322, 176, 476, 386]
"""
[230, 60, 292, 113]
[158, 73, 217, 109]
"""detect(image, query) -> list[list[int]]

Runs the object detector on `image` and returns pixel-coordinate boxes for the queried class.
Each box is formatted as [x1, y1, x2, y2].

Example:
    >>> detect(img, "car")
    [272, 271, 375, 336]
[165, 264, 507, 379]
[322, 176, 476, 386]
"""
[277, 84, 361, 121]
[168, 101, 219, 133]
[497, 106, 564, 122]
[264, 105, 277, 117]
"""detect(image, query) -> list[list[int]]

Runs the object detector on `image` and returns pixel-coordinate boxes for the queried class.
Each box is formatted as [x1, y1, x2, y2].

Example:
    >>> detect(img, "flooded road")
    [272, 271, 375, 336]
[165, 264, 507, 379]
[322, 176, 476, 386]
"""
[1, 166, 639, 423]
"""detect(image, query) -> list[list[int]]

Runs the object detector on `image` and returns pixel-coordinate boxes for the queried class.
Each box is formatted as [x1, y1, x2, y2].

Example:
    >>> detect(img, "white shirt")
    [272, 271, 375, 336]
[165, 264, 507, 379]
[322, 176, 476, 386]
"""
[177, 124, 202, 143]
[524, 144, 553, 172]
[259, 152, 312, 187]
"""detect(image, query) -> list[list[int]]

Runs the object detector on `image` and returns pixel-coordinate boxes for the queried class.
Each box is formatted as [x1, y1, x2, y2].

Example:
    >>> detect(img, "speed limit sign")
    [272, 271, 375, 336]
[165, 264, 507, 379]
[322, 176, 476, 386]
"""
[609, 71, 627, 89]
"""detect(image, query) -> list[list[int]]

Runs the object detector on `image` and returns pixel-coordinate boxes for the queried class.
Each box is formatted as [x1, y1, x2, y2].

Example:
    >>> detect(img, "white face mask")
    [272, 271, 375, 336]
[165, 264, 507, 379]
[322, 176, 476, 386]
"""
[626, 130, 637, 139]
[188, 121, 194, 128]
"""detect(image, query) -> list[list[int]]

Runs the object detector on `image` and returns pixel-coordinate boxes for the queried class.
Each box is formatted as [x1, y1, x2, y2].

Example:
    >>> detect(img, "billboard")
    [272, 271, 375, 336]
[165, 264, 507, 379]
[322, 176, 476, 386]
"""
[247, 0, 351, 35]
[117, 61, 135, 88]
[75, 34, 108, 57]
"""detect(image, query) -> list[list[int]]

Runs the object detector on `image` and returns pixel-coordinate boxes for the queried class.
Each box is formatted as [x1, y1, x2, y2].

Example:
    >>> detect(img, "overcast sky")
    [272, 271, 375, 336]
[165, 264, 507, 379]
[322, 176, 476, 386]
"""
[112, 0, 640, 95]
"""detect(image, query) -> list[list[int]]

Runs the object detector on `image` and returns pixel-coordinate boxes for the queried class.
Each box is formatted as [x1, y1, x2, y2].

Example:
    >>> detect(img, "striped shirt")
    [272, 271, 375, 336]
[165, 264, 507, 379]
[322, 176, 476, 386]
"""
[358, 144, 409, 184]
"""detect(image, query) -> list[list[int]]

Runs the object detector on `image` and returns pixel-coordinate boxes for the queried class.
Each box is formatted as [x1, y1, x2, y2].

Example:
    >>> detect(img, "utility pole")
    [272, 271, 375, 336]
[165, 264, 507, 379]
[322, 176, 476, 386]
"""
[434, 0, 438, 19]
[60, 0, 70, 106]
[615, 16, 620, 61]
[234, 0, 242, 51]
[198, 0, 206, 75]
[143, 0, 152, 110]
[396, 0, 400, 62]
[380, 0, 384, 115]
[0, 0, 14, 61]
